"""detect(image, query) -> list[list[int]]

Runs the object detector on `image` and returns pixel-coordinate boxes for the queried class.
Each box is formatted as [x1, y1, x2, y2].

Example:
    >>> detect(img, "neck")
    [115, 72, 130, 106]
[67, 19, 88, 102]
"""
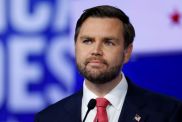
[85, 74, 122, 97]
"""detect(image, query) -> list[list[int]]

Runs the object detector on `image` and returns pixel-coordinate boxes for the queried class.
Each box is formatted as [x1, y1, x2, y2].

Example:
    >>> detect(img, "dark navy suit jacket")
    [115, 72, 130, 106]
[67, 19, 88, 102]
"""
[35, 79, 182, 122]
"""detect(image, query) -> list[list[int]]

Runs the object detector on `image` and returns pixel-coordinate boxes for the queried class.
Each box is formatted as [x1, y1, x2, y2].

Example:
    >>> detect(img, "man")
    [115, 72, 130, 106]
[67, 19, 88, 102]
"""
[35, 5, 182, 122]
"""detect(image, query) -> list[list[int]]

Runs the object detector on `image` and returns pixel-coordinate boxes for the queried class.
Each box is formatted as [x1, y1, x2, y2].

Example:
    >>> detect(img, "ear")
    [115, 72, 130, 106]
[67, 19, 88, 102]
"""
[123, 44, 133, 64]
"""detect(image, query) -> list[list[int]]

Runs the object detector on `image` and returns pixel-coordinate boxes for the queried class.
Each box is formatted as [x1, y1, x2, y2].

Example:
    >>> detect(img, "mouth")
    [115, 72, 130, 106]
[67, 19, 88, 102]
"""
[89, 60, 103, 64]
[86, 58, 107, 67]
[89, 59, 103, 63]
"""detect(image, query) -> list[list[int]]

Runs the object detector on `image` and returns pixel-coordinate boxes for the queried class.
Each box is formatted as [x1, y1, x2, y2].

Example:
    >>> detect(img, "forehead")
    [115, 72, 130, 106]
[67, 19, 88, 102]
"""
[78, 17, 124, 38]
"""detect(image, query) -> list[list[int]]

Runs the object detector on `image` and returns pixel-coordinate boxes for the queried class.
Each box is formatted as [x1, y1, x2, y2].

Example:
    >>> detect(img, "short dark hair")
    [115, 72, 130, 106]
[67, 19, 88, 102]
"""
[74, 5, 135, 48]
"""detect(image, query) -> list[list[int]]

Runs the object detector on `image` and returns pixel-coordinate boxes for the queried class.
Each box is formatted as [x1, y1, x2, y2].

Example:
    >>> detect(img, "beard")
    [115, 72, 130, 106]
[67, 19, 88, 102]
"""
[76, 57, 123, 84]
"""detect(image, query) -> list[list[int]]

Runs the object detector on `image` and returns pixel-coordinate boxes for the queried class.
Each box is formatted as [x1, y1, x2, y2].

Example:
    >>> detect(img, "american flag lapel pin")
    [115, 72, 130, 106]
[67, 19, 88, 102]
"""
[134, 114, 141, 122]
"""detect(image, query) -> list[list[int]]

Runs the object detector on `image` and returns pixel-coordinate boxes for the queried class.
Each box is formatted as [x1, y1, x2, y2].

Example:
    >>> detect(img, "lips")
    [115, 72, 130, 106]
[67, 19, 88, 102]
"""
[89, 60, 103, 63]
[85, 57, 107, 66]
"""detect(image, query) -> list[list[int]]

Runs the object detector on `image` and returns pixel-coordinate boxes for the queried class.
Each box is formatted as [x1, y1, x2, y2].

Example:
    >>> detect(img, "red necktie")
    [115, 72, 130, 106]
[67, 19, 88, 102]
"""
[94, 98, 110, 122]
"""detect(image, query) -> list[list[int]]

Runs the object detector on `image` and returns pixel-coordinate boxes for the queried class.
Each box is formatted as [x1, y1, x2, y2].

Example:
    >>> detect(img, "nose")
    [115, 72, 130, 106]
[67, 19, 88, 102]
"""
[91, 42, 103, 56]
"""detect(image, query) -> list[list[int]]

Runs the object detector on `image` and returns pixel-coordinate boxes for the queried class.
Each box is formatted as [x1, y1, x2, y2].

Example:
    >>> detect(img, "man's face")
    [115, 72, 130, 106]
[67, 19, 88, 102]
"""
[75, 17, 132, 84]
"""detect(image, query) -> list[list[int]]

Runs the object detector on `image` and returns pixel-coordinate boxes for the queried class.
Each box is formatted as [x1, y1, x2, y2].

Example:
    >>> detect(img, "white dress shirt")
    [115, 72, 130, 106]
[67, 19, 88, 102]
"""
[82, 73, 128, 122]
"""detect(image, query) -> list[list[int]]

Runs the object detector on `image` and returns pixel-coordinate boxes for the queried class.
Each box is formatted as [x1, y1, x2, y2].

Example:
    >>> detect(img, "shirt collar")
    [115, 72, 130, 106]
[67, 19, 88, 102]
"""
[105, 73, 128, 110]
[82, 81, 97, 107]
[82, 72, 128, 110]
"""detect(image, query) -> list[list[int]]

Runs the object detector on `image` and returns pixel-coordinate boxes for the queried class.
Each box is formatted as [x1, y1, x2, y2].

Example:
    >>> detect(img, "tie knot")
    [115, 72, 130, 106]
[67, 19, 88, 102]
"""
[96, 98, 110, 108]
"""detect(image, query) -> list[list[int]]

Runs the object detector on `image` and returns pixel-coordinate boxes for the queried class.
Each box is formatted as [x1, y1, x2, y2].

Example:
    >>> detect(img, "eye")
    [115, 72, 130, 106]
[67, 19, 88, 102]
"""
[104, 40, 115, 46]
[82, 39, 93, 45]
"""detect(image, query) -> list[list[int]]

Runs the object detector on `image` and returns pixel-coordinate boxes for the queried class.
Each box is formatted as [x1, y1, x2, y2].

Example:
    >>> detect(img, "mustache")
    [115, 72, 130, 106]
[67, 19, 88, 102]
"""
[84, 57, 108, 65]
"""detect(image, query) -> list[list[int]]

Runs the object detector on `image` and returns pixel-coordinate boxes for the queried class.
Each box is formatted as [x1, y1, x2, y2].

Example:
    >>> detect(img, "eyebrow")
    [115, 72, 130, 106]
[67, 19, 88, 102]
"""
[79, 35, 119, 41]
[103, 37, 119, 41]
[79, 36, 93, 40]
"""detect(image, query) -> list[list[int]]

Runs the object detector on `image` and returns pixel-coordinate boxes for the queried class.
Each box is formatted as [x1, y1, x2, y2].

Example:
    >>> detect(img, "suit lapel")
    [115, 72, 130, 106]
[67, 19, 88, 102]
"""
[63, 91, 83, 122]
[118, 97, 147, 122]
[118, 78, 148, 122]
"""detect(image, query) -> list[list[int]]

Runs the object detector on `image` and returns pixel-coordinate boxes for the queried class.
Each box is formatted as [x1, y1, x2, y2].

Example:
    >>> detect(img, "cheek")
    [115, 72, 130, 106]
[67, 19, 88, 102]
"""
[76, 50, 87, 59]
[106, 51, 125, 64]
[76, 48, 88, 63]
[76, 44, 87, 55]
[77, 45, 93, 56]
